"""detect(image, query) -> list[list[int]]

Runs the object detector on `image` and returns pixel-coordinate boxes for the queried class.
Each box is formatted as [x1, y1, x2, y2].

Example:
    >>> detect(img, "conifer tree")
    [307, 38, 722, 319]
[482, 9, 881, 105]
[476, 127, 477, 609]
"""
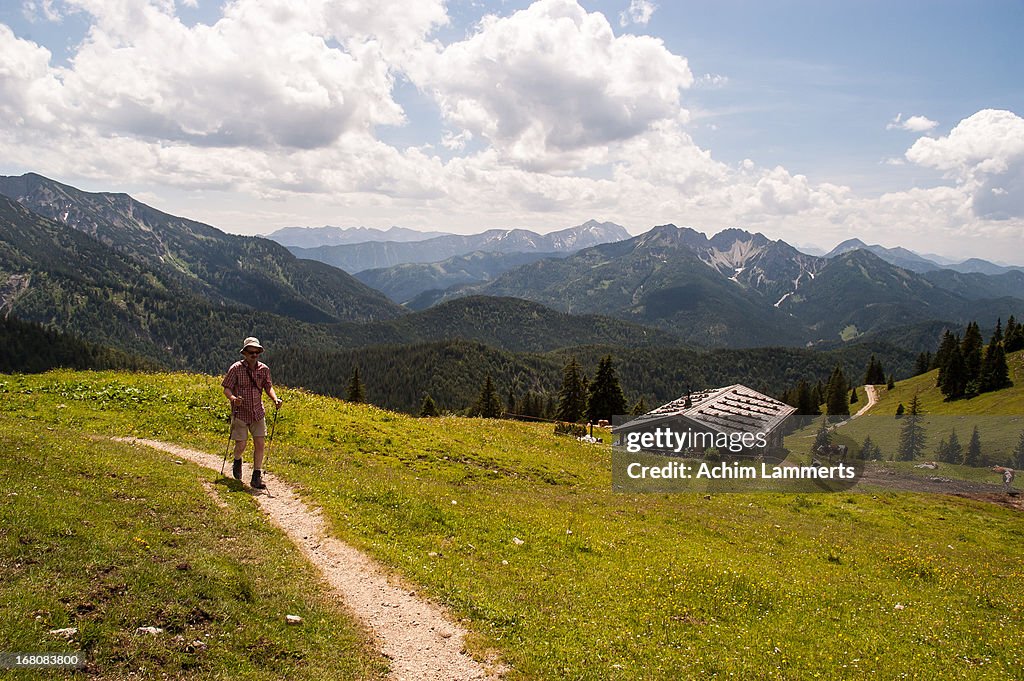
[812, 416, 832, 458]
[863, 355, 886, 385]
[979, 339, 1011, 393]
[630, 397, 648, 416]
[1013, 430, 1024, 469]
[965, 426, 982, 467]
[1005, 316, 1024, 352]
[346, 366, 365, 403]
[419, 393, 439, 417]
[812, 380, 825, 410]
[895, 402, 905, 417]
[914, 351, 933, 376]
[850, 386, 858, 405]
[934, 330, 959, 385]
[886, 374, 895, 390]
[556, 357, 588, 423]
[796, 380, 818, 415]
[859, 436, 882, 461]
[586, 355, 628, 422]
[825, 366, 850, 416]
[961, 321, 984, 390]
[939, 343, 967, 399]
[937, 428, 962, 464]
[897, 394, 926, 461]
[474, 374, 503, 418]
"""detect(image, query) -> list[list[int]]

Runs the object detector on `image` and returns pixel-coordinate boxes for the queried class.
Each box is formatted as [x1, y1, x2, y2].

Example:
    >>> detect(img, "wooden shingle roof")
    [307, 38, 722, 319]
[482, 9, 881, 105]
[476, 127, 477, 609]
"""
[614, 384, 796, 435]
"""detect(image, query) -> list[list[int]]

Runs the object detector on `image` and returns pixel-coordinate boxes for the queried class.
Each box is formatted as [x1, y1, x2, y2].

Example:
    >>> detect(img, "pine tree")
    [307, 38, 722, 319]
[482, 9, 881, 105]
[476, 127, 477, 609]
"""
[520, 391, 544, 418]
[850, 386, 858, 405]
[825, 366, 850, 416]
[965, 426, 982, 467]
[1013, 430, 1024, 469]
[897, 394, 926, 461]
[863, 355, 886, 385]
[586, 355, 628, 422]
[979, 340, 1011, 393]
[346, 367, 365, 403]
[812, 416, 832, 459]
[630, 397, 648, 416]
[934, 330, 959, 385]
[419, 394, 439, 417]
[914, 351, 933, 376]
[992, 318, 1004, 345]
[895, 402, 905, 417]
[474, 374, 503, 418]
[859, 436, 882, 461]
[937, 428, 962, 464]
[812, 380, 825, 410]
[939, 343, 967, 400]
[556, 357, 587, 423]
[961, 321, 984, 390]
[1005, 316, 1024, 352]
[796, 380, 818, 415]
[886, 374, 895, 390]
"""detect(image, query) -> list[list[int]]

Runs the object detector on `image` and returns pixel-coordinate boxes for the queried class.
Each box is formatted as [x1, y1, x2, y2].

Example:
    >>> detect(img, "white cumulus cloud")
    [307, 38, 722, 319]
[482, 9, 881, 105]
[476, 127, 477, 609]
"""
[887, 112, 938, 132]
[906, 109, 1024, 219]
[619, 0, 657, 27]
[414, 0, 691, 170]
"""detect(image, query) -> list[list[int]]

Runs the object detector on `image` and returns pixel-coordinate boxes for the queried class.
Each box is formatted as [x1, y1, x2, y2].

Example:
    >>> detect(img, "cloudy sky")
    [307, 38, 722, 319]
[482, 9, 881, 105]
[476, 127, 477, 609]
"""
[1, 0, 1022, 261]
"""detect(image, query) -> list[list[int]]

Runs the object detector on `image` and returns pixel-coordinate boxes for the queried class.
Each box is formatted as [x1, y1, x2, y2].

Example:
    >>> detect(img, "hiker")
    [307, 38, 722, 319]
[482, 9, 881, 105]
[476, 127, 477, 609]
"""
[1003, 468, 1015, 492]
[222, 337, 282, 489]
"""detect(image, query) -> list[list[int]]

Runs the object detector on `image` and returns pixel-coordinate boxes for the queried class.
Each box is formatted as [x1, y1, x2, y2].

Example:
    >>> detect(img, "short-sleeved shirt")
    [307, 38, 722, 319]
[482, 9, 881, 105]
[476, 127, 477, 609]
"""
[222, 360, 272, 424]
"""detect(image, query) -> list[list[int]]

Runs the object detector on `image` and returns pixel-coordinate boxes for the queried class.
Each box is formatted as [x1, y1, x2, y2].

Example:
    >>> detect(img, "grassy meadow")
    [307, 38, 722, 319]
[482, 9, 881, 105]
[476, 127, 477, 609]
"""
[0, 414, 387, 679]
[783, 350, 1024, 487]
[2, 368, 1023, 679]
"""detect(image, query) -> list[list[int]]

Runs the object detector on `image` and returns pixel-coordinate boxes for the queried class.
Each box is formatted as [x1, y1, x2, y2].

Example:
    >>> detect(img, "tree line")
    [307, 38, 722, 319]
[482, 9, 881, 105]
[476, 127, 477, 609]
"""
[931, 318, 1014, 400]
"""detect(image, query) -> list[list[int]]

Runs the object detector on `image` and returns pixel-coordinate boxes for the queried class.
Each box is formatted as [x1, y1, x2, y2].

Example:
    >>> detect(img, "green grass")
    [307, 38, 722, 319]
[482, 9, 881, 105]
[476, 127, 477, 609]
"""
[0, 418, 387, 680]
[2, 369, 1024, 678]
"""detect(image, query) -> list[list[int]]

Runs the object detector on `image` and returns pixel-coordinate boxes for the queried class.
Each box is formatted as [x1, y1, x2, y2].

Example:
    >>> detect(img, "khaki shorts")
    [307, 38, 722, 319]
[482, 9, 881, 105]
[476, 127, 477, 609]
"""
[231, 417, 267, 441]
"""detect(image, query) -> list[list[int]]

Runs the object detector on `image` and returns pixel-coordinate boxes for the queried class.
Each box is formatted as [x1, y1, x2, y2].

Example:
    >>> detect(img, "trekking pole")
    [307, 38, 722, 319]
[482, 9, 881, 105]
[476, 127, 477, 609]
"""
[264, 406, 280, 472]
[220, 412, 233, 477]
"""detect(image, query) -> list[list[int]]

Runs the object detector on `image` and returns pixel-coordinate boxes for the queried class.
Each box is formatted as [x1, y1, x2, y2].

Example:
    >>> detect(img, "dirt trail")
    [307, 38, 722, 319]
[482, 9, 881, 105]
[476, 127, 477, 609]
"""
[114, 437, 503, 681]
[853, 384, 879, 417]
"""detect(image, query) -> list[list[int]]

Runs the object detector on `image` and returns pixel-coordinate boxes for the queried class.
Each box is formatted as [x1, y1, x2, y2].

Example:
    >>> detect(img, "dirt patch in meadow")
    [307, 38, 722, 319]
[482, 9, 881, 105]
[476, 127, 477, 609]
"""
[857, 465, 1022, 510]
[113, 437, 505, 681]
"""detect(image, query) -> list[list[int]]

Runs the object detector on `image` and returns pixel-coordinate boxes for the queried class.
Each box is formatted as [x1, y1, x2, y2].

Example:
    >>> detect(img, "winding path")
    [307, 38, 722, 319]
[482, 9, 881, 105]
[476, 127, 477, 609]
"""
[853, 384, 879, 417]
[114, 437, 504, 681]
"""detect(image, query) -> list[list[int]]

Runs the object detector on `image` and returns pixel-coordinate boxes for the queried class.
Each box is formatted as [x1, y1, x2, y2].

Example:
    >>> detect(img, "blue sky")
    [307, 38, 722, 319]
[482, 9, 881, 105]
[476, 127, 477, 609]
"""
[1, 0, 1022, 260]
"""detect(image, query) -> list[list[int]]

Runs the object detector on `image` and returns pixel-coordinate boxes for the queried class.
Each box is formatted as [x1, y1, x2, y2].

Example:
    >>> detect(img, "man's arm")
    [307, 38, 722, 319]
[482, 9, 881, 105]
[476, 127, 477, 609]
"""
[264, 368, 282, 409]
[222, 365, 240, 406]
[223, 386, 240, 406]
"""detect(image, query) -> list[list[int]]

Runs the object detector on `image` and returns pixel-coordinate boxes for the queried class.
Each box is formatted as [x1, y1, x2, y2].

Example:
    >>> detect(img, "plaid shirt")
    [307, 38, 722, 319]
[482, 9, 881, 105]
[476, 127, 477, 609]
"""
[222, 360, 273, 424]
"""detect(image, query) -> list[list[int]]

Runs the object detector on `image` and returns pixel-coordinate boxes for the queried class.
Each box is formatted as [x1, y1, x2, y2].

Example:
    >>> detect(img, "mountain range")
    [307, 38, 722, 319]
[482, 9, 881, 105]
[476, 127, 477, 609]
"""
[353, 250, 569, 305]
[286, 220, 631, 273]
[265, 225, 452, 248]
[0, 174, 676, 369]
[0, 173, 401, 325]
[2, 172, 1022, 389]
[421, 224, 1024, 347]
[826, 238, 1023, 275]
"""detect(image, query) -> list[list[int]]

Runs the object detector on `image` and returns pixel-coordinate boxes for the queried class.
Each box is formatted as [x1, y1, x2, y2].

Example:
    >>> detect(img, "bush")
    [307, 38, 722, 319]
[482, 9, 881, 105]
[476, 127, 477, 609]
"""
[554, 422, 588, 438]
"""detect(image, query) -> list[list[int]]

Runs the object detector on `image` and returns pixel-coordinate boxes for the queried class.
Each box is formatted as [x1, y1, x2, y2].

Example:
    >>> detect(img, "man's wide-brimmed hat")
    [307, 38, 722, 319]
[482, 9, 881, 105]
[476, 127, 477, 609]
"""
[240, 337, 264, 353]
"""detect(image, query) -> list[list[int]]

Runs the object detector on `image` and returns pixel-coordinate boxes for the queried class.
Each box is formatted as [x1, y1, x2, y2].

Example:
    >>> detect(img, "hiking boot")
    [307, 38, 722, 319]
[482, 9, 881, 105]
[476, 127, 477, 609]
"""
[232, 458, 243, 480]
[251, 469, 266, 490]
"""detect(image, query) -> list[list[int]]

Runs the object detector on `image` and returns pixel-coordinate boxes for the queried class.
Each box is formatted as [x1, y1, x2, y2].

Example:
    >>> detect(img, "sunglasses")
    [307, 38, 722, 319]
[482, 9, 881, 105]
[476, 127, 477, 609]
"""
[244, 349, 263, 356]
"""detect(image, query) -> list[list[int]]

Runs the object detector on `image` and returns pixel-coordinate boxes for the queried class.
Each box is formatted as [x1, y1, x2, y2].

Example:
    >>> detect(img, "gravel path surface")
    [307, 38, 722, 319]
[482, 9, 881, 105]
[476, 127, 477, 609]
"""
[114, 437, 505, 681]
